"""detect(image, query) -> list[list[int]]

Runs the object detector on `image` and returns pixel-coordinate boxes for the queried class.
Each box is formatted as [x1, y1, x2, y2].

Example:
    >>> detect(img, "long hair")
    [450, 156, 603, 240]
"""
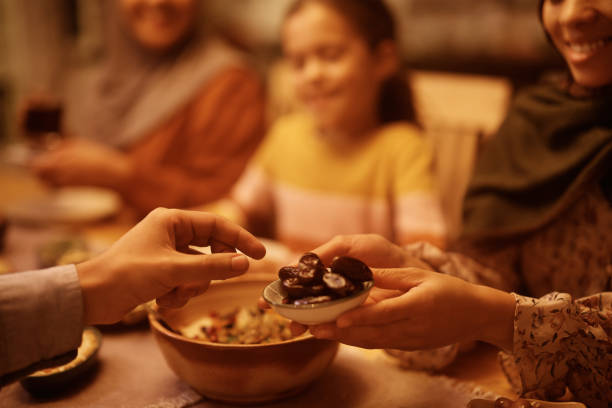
[285, 0, 418, 125]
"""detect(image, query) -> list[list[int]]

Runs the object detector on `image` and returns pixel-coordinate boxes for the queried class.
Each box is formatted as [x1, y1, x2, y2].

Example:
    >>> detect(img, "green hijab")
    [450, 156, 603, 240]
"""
[462, 80, 612, 240]
[461, 0, 612, 240]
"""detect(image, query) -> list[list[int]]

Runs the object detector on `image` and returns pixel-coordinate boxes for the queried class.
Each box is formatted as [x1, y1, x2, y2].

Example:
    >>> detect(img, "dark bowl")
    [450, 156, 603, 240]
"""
[20, 326, 102, 395]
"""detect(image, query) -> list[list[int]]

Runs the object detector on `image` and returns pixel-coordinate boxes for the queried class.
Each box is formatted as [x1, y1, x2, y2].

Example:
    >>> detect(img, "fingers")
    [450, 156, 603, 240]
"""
[177, 246, 207, 255]
[308, 323, 391, 349]
[309, 323, 346, 341]
[257, 296, 270, 309]
[371, 267, 428, 290]
[312, 234, 407, 268]
[29, 148, 73, 185]
[290, 321, 308, 337]
[367, 287, 404, 303]
[309, 321, 427, 350]
[211, 239, 237, 254]
[170, 252, 251, 285]
[335, 294, 416, 328]
[204, 215, 265, 259]
[179, 282, 211, 298]
[30, 150, 59, 172]
[156, 282, 211, 308]
[333, 268, 432, 328]
[156, 209, 266, 260]
[157, 288, 190, 308]
[312, 235, 352, 265]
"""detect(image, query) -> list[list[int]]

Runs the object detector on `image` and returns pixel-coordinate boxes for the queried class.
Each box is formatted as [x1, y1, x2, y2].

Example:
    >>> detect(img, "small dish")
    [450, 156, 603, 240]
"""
[20, 326, 102, 394]
[263, 279, 374, 325]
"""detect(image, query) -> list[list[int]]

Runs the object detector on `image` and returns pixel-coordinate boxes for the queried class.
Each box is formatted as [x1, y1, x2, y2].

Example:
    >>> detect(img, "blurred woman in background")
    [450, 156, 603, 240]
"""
[29, 0, 266, 216]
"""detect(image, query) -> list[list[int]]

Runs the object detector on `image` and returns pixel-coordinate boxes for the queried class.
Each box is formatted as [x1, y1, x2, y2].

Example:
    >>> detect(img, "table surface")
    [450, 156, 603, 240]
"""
[0, 164, 516, 407]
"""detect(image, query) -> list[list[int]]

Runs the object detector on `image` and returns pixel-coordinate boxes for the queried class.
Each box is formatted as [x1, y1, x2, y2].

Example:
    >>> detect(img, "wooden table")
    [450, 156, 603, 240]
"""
[0, 164, 516, 407]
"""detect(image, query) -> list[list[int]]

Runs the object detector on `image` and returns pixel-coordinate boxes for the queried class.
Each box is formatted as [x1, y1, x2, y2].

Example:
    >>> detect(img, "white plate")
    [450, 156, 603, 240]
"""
[263, 279, 373, 325]
[4, 187, 121, 224]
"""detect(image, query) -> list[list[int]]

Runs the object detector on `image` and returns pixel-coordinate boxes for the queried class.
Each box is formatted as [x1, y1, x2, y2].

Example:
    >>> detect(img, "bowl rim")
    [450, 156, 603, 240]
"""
[148, 278, 322, 349]
[24, 326, 102, 378]
[263, 279, 374, 310]
[148, 313, 319, 349]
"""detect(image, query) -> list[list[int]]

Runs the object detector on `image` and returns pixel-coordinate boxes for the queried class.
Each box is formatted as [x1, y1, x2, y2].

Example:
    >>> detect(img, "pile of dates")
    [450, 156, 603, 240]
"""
[279, 252, 373, 305]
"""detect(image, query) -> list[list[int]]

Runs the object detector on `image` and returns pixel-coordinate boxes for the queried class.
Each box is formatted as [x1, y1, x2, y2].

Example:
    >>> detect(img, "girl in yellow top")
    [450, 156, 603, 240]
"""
[231, 0, 446, 251]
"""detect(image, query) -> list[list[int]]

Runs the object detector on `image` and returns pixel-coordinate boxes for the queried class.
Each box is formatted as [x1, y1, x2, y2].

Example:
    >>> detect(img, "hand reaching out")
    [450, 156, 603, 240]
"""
[76, 208, 266, 324]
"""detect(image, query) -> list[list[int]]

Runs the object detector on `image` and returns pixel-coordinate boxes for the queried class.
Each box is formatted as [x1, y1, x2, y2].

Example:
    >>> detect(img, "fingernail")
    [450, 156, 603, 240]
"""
[311, 326, 334, 339]
[231, 254, 249, 271]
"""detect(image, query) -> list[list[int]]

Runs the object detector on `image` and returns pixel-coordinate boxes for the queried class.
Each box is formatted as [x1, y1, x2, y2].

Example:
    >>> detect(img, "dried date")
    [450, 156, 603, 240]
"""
[330, 256, 373, 282]
[278, 252, 372, 305]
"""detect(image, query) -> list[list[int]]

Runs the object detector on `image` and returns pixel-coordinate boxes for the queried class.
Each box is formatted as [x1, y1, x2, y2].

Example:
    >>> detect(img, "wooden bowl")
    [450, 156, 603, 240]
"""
[148, 277, 339, 405]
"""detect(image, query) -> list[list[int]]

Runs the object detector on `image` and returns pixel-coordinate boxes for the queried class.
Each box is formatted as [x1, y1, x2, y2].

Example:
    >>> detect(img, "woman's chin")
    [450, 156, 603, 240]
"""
[570, 70, 612, 89]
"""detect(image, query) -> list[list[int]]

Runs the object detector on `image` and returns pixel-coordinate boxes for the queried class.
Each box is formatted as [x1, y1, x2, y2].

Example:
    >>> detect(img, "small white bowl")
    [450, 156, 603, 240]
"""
[263, 280, 374, 325]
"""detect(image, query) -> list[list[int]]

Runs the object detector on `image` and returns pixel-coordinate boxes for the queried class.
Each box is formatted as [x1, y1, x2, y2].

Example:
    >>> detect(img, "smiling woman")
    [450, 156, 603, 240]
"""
[540, 0, 612, 87]
[284, 1, 612, 407]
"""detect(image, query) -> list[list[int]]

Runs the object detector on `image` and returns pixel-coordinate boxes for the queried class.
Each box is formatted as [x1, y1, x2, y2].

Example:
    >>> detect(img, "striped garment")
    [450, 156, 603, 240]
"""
[231, 113, 446, 251]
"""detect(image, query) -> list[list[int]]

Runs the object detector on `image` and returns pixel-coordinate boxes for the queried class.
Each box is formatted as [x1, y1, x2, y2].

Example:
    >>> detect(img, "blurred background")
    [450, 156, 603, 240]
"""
[0, 0, 563, 144]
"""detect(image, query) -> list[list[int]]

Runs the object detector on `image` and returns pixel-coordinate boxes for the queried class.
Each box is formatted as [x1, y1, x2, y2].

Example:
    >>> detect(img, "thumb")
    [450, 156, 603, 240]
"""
[169, 252, 250, 285]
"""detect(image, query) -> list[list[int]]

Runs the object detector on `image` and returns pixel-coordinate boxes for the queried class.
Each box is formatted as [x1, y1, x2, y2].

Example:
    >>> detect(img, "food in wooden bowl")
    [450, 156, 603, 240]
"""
[148, 277, 339, 404]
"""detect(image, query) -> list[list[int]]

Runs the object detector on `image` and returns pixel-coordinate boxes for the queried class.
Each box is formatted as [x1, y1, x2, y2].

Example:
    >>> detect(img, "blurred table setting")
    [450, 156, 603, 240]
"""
[0, 161, 516, 408]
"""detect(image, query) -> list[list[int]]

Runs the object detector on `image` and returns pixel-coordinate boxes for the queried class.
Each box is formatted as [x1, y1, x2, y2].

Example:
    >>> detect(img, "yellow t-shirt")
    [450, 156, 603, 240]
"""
[232, 113, 446, 250]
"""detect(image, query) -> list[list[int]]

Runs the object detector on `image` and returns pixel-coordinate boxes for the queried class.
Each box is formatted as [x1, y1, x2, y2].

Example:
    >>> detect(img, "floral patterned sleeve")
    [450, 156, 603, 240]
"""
[403, 241, 521, 291]
[499, 292, 612, 408]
